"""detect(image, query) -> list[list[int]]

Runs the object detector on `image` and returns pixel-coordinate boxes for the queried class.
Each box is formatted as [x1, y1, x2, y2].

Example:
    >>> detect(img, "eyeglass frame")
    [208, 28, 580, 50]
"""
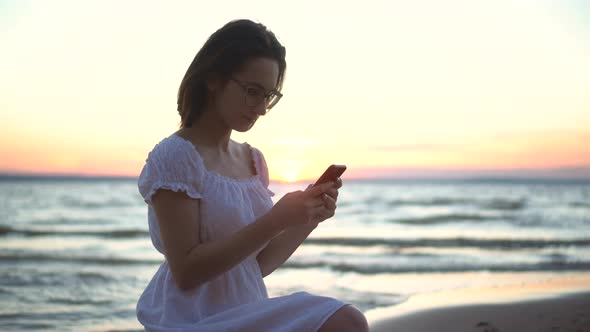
[228, 77, 283, 112]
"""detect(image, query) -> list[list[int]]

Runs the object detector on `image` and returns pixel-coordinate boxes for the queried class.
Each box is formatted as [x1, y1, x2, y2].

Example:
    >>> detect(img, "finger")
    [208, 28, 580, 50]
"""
[317, 205, 335, 221]
[323, 194, 337, 210]
[306, 195, 325, 208]
[325, 188, 338, 200]
[323, 181, 334, 191]
[310, 205, 331, 223]
[307, 206, 321, 223]
[335, 177, 343, 189]
[327, 209, 335, 218]
[323, 206, 335, 219]
[322, 195, 336, 211]
[306, 181, 333, 197]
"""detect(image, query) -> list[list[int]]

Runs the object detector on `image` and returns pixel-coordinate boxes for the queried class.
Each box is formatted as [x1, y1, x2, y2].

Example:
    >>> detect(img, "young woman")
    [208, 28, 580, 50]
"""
[136, 19, 368, 331]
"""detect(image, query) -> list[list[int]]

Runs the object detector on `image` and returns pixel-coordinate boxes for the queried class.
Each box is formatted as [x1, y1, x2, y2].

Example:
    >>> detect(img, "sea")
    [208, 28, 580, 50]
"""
[1, 175, 589, 331]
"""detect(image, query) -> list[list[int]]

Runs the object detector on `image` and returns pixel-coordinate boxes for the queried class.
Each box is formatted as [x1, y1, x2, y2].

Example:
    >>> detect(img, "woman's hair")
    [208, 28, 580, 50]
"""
[177, 19, 287, 128]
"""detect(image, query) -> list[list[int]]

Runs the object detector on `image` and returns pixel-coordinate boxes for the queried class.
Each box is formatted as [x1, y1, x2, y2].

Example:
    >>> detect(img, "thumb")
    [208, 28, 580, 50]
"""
[307, 181, 332, 196]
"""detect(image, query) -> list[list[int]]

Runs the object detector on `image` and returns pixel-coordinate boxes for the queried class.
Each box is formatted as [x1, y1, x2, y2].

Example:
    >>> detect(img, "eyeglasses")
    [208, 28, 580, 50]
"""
[229, 77, 283, 112]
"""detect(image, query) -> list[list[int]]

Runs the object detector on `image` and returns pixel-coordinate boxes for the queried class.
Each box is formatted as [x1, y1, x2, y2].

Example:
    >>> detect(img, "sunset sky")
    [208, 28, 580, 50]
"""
[1, 0, 589, 182]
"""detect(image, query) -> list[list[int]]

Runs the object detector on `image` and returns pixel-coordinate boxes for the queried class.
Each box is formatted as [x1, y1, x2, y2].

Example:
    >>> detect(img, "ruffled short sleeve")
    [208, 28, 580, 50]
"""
[252, 146, 275, 197]
[137, 139, 206, 205]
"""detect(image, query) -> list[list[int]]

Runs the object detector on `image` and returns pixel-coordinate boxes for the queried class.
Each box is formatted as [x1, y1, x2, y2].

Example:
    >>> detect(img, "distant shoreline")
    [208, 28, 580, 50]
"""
[1, 173, 590, 184]
[0, 173, 137, 181]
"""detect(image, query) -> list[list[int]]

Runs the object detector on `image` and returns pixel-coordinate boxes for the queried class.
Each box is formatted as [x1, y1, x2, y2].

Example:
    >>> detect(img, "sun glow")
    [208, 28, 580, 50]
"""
[1, 1, 589, 179]
[279, 170, 300, 183]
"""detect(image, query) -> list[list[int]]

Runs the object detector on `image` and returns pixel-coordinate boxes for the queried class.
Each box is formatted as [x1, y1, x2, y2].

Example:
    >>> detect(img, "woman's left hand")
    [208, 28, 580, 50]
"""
[305, 177, 342, 224]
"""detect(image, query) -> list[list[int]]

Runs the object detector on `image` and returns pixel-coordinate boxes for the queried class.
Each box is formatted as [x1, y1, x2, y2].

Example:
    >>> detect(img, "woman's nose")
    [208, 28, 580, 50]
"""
[253, 103, 267, 116]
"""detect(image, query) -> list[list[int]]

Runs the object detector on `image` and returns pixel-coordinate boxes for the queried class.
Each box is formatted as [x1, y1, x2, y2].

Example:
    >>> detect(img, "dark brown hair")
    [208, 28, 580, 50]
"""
[177, 19, 287, 128]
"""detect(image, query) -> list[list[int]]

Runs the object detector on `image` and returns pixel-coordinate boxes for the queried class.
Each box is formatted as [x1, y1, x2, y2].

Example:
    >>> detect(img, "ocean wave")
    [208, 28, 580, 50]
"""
[388, 213, 502, 225]
[385, 197, 526, 210]
[76, 271, 114, 283]
[60, 196, 135, 209]
[27, 216, 118, 226]
[0, 252, 161, 265]
[479, 198, 526, 210]
[0, 310, 91, 323]
[0, 269, 118, 287]
[281, 261, 590, 274]
[387, 198, 470, 206]
[0, 320, 56, 331]
[47, 296, 113, 305]
[570, 201, 590, 208]
[303, 236, 590, 249]
[0, 225, 149, 238]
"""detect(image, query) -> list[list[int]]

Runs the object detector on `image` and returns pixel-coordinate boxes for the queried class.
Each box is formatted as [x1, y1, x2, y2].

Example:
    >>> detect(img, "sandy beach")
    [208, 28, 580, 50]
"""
[366, 274, 590, 332]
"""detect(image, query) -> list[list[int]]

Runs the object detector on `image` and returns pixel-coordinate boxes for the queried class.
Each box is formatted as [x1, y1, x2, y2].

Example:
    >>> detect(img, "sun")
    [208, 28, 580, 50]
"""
[280, 170, 300, 183]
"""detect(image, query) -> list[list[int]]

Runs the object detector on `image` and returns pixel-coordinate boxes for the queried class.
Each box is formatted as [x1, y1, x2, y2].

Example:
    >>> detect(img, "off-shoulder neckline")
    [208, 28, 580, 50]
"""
[169, 134, 261, 184]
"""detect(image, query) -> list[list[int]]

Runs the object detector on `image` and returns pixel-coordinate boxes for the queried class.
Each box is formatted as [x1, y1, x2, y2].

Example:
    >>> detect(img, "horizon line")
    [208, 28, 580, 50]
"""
[1, 172, 589, 183]
[1, 165, 590, 181]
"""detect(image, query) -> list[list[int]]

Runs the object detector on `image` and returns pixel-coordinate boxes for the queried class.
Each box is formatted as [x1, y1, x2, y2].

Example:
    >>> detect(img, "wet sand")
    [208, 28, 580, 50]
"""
[366, 274, 590, 332]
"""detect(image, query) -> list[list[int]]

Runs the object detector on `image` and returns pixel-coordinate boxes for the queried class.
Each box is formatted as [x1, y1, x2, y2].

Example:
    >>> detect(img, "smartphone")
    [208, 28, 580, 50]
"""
[312, 164, 347, 187]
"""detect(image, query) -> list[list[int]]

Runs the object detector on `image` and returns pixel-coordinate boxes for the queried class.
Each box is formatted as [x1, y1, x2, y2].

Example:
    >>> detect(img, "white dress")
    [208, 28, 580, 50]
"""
[136, 134, 349, 332]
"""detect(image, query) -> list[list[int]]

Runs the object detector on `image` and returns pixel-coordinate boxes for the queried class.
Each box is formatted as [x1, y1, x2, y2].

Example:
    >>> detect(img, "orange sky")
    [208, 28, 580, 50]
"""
[1, 126, 588, 181]
[1, 1, 589, 181]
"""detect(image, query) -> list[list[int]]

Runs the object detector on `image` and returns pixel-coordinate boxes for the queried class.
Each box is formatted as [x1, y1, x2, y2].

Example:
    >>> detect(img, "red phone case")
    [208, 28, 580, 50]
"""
[312, 164, 347, 187]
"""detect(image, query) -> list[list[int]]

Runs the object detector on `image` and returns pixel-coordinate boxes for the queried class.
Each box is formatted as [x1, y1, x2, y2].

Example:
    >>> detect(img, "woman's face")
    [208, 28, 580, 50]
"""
[210, 57, 280, 132]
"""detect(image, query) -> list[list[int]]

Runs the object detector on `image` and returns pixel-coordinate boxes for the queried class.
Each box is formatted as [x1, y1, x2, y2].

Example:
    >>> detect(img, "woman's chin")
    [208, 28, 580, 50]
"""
[234, 122, 254, 132]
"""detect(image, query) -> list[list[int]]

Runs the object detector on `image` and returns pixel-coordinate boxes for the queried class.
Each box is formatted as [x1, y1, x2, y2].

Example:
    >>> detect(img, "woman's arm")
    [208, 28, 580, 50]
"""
[256, 180, 341, 277]
[152, 188, 285, 292]
[152, 181, 334, 292]
[256, 221, 318, 278]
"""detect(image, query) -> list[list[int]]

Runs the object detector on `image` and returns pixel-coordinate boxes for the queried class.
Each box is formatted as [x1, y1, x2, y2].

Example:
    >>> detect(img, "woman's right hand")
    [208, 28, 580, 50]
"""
[270, 181, 335, 229]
